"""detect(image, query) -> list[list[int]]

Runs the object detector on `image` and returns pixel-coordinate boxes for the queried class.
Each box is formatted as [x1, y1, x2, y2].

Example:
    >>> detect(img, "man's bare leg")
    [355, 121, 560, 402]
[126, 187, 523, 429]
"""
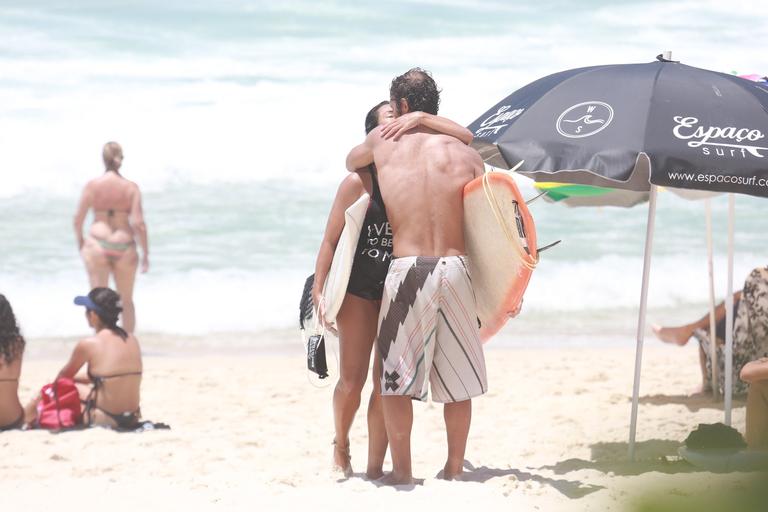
[442, 399, 471, 480]
[366, 355, 387, 479]
[380, 395, 413, 485]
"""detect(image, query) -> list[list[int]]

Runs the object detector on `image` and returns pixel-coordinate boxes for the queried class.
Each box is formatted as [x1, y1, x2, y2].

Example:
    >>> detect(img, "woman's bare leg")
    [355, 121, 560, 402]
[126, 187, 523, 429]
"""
[22, 394, 41, 426]
[112, 247, 139, 333]
[23, 380, 95, 427]
[332, 293, 379, 476]
[652, 323, 698, 346]
[366, 349, 388, 479]
[746, 380, 768, 449]
[80, 239, 110, 288]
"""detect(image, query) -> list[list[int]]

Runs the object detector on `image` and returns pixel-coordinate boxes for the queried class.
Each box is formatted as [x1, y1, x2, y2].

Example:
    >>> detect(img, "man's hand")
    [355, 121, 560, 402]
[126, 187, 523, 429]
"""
[141, 255, 150, 273]
[380, 111, 425, 141]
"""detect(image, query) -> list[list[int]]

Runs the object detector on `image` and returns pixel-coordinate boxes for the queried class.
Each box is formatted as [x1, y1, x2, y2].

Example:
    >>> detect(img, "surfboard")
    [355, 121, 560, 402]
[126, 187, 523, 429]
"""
[464, 172, 538, 342]
[321, 193, 370, 326]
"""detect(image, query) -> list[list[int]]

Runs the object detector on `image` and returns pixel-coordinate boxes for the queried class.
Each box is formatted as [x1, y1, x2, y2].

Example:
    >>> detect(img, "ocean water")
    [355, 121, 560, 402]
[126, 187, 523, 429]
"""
[0, 1, 767, 342]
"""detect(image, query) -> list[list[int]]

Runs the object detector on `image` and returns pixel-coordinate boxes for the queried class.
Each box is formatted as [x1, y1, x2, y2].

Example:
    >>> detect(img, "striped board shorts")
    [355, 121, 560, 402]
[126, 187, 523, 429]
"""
[376, 255, 487, 403]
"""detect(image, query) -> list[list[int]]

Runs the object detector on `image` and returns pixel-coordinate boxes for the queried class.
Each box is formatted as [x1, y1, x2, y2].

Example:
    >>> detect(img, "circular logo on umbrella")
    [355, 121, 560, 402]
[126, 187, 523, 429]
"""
[556, 101, 614, 138]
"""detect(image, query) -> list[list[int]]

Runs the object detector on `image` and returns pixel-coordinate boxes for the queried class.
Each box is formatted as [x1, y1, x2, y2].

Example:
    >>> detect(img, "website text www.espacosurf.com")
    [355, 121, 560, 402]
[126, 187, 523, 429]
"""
[666, 170, 768, 189]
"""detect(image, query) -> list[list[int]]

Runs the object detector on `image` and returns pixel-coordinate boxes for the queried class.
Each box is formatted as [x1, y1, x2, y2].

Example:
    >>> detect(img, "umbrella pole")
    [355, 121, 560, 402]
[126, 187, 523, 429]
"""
[724, 194, 735, 425]
[705, 199, 720, 400]
[629, 184, 658, 462]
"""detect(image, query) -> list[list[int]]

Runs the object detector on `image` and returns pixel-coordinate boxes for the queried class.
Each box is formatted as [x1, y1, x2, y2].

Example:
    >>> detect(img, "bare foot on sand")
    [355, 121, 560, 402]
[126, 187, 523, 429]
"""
[687, 382, 716, 397]
[377, 472, 414, 486]
[437, 466, 465, 481]
[652, 324, 694, 346]
[332, 440, 352, 478]
[366, 467, 384, 480]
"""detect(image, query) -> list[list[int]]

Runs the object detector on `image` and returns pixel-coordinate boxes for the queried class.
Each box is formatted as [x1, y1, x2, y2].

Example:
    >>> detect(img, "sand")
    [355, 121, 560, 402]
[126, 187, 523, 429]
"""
[2, 338, 760, 511]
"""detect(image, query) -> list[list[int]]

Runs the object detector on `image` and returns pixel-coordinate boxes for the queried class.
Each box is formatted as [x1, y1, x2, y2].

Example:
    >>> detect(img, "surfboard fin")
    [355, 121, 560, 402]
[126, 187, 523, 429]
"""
[536, 240, 562, 253]
[525, 191, 547, 205]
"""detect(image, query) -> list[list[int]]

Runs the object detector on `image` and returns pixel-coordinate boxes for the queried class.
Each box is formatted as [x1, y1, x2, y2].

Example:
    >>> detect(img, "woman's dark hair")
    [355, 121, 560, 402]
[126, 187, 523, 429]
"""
[365, 101, 390, 134]
[390, 67, 440, 116]
[0, 294, 25, 365]
[88, 287, 128, 340]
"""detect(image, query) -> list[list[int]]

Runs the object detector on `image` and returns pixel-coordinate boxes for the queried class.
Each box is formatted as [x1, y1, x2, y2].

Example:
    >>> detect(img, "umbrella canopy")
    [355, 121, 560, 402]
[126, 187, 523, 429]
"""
[469, 56, 768, 198]
[534, 182, 649, 207]
[469, 54, 768, 461]
[533, 181, 717, 207]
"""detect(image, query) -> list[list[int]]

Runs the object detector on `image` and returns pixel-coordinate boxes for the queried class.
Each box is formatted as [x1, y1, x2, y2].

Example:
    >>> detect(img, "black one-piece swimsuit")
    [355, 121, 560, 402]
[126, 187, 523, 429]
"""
[346, 166, 392, 301]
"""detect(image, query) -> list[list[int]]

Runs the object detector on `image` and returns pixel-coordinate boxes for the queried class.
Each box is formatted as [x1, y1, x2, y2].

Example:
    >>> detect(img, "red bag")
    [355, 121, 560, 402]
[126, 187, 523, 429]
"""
[37, 378, 82, 429]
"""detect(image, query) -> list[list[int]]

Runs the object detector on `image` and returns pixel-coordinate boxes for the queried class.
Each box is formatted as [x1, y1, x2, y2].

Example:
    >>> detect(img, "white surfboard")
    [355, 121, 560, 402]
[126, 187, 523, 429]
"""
[321, 193, 370, 326]
[464, 172, 538, 342]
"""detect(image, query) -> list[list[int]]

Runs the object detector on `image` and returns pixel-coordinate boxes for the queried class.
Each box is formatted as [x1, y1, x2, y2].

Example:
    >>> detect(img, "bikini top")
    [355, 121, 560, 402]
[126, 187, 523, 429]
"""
[94, 208, 131, 217]
[87, 369, 142, 387]
[83, 370, 142, 428]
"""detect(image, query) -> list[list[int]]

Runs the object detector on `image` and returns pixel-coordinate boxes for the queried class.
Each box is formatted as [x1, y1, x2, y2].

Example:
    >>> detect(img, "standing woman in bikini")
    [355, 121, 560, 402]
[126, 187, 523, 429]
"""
[74, 142, 149, 333]
[0, 295, 25, 431]
[313, 102, 472, 478]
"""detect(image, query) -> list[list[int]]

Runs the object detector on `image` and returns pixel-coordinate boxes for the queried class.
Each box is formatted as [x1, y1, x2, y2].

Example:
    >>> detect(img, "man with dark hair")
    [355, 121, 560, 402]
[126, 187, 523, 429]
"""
[389, 67, 441, 116]
[346, 68, 485, 484]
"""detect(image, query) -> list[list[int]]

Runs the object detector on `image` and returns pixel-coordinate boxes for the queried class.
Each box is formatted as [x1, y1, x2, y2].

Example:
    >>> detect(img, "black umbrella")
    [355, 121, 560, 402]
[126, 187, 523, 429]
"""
[469, 55, 768, 198]
[468, 54, 768, 460]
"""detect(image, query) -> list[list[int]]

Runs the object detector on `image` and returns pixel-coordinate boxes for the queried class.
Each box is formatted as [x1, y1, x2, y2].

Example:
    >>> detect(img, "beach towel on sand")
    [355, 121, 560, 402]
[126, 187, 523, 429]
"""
[43, 419, 171, 433]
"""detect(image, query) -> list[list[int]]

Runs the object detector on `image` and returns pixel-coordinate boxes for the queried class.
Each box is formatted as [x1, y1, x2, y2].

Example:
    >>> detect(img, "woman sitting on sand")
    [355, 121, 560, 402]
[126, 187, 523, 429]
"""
[25, 287, 143, 429]
[74, 142, 149, 333]
[312, 102, 472, 478]
[0, 295, 26, 431]
[740, 358, 768, 449]
[654, 266, 768, 395]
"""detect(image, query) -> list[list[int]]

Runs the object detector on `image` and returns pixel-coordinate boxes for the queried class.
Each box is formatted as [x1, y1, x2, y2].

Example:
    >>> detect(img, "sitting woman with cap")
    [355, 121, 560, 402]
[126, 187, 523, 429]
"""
[25, 287, 143, 429]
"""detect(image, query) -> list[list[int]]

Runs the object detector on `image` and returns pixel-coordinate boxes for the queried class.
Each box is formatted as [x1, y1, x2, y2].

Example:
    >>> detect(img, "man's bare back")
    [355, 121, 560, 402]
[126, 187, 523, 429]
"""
[370, 127, 483, 257]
